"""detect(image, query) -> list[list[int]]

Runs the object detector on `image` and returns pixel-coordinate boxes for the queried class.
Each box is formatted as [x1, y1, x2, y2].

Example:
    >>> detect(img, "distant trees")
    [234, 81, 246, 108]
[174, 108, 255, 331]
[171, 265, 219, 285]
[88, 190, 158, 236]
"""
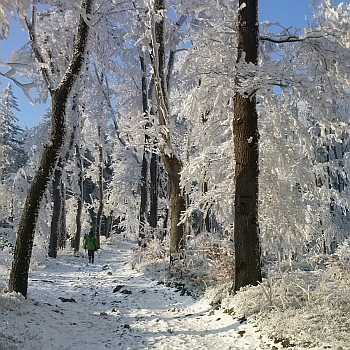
[0, 83, 27, 236]
[0, 83, 27, 180]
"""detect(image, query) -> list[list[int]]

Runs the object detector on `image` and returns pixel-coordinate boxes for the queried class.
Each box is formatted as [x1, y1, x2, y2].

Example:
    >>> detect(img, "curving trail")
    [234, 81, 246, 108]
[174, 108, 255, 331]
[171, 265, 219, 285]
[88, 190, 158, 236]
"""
[1, 239, 282, 350]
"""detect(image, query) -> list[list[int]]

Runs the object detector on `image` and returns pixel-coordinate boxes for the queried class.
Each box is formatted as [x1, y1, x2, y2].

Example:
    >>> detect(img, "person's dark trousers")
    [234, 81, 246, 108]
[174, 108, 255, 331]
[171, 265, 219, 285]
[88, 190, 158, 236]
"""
[88, 250, 95, 264]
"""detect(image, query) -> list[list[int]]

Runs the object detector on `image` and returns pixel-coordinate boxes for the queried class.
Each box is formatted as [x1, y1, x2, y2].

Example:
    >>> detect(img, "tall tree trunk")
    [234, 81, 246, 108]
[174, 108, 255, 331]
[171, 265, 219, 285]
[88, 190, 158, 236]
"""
[8, 0, 94, 297]
[139, 150, 148, 244]
[147, 80, 158, 231]
[58, 181, 67, 249]
[159, 165, 170, 238]
[48, 164, 62, 258]
[168, 166, 186, 260]
[96, 125, 103, 245]
[150, 0, 186, 260]
[58, 123, 78, 250]
[138, 54, 150, 245]
[232, 0, 262, 291]
[73, 144, 83, 253]
[50, 116, 77, 254]
[202, 180, 211, 232]
[149, 151, 158, 229]
[105, 211, 114, 239]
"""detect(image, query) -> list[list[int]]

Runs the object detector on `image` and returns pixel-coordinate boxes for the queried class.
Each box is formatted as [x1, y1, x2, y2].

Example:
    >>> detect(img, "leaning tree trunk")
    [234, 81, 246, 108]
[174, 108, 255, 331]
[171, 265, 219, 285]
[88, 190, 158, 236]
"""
[8, 0, 94, 297]
[150, 0, 186, 261]
[232, 0, 262, 291]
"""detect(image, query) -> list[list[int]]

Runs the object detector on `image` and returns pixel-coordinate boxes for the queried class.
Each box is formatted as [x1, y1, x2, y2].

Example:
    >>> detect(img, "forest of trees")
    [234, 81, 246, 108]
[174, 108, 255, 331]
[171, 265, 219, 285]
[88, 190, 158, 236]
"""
[1, 0, 350, 298]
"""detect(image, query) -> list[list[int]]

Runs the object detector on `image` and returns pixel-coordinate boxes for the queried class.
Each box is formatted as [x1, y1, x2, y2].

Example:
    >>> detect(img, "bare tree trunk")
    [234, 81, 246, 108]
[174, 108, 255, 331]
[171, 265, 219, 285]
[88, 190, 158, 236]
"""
[8, 0, 94, 297]
[105, 211, 114, 239]
[146, 80, 158, 231]
[232, 0, 262, 291]
[203, 180, 211, 232]
[139, 150, 148, 244]
[95, 125, 103, 245]
[58, 181, 67, 249]
[48, 164, 62, 258]
[168, 165, 186, 260]
[158, 164, 170, 238]
[149, 151, 158, 229]
[50, 117, 77, 254]
[150, 0, 186, 260]
[73, 144, 83, 253]
[59, 123, 78, 250]
[138, 54, 150, 245]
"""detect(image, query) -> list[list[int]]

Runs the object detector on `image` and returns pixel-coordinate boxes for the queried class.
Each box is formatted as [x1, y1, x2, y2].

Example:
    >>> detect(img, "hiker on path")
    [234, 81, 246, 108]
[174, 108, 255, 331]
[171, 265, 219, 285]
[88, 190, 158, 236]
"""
[83, 232, 100, 264]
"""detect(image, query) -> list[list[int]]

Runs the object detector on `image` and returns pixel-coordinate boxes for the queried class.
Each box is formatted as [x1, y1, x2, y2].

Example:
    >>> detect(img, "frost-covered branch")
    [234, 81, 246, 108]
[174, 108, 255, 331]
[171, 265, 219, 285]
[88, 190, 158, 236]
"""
[0, 71, 36, 103]
[260, 34, 326, 43]
[25, 6, 53, 92]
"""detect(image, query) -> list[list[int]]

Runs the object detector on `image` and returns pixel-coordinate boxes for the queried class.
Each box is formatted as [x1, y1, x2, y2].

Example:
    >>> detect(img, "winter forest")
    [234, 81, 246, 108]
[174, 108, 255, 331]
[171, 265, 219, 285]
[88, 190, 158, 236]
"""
[1, 0, 350, 349]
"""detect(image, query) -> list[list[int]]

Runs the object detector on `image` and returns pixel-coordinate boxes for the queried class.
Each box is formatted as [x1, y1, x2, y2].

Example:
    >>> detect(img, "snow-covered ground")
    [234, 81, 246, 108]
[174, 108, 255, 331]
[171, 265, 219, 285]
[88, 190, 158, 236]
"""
[0, 239, 342, 349]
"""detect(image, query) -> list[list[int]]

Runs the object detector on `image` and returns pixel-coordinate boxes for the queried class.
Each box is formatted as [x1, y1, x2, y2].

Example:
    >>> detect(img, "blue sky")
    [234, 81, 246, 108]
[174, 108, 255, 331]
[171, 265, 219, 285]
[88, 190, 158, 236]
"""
[260, 0, 314, 29]
[0, 0, 347, 128]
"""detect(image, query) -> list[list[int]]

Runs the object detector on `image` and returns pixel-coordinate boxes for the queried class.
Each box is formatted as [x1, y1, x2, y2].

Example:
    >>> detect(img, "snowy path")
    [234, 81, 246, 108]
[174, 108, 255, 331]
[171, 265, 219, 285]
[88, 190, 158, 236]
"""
[1, 239, 281, 350]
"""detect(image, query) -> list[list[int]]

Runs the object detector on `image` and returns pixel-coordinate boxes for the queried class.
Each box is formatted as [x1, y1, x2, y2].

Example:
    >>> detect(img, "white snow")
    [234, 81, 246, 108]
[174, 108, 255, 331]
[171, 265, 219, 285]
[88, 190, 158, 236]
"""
[0, 238, 343, 350]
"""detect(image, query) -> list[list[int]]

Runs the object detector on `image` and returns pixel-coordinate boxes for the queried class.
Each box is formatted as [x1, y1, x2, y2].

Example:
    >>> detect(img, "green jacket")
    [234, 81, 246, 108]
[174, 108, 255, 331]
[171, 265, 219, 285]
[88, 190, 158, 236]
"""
[84, 236, 99, 251]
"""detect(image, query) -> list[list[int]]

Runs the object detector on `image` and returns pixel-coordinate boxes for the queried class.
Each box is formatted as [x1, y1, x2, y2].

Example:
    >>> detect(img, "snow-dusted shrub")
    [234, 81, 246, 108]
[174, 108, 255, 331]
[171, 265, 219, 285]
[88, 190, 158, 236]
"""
[132, 232, 235, 298]
[0, 246, 12, 274]
[254, 277, 350, 348]
[221, 283, 268, 319]
[133, 230, 234, 279]
[335, 238, 350, 265]
[0, 290, 25, 310]
[0, 290, 33, 350]
[203, 240, 234, 279]
[142, 238, 167, 261]
[133, 257, 171, 286]
[204, 280, 232, 307]
[220, 262, 350, 348]
[183, 235, 234, 281]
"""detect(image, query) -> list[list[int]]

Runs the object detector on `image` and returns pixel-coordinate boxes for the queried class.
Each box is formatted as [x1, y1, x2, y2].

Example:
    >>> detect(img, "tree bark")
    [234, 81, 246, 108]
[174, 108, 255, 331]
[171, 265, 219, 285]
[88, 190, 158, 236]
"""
[139, 150, 148, 244]
[149, 151, 158, 229]
[58, 181, 67, 249]
[138, 54, 150, 245]
[8, 0, 94, 297]
[147, 79, 158, 231]
[202, 180, 211, 232]
[73, 144, 83, 253]
[48, 163, 62, 258]
[232, 0, 262, 291]
[105, 211, 114, 239]
[95, 125, 103, 245]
